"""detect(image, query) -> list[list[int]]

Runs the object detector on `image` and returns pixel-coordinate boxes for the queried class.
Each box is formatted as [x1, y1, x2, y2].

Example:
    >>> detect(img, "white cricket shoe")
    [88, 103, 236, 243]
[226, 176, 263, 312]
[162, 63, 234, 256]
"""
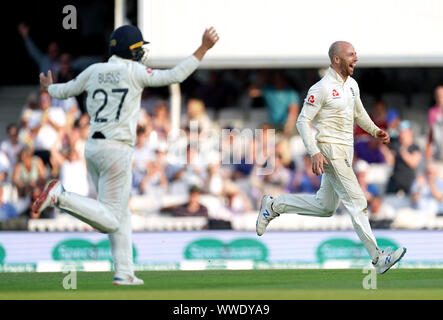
[256, 195, 279, 236]
[113, 275, 144, 286]
[373, 247, 407, 274]
[31, 179, 64, 214]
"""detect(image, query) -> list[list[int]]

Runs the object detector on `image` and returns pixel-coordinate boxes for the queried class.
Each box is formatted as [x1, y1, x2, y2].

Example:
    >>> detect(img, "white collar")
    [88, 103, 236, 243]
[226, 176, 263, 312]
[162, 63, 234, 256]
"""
[327, 66, 348, 84]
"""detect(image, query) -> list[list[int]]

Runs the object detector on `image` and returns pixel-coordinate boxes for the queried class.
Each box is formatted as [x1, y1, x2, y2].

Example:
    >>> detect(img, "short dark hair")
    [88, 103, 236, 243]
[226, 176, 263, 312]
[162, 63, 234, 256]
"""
[189, 185, 201, 194]
[6, 123, 18, 134]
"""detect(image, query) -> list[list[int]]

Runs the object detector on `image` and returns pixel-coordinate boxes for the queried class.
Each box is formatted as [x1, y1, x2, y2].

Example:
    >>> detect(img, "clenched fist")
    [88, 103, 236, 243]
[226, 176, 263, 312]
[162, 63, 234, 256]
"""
[193, 27, 219, 61]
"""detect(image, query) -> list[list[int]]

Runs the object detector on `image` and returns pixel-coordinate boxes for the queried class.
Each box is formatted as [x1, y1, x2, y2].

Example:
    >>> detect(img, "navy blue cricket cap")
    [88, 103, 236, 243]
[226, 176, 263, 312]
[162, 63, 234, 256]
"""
[109, 25, 149, 59]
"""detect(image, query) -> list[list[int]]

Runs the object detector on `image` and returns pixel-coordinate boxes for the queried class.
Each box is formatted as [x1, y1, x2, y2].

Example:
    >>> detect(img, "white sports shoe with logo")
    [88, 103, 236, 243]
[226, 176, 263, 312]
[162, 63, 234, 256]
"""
[31, 179, 64, 214]
[113, 275, 144, 285]
[256, 195, 280, 236]
[373, 247, 407, 274]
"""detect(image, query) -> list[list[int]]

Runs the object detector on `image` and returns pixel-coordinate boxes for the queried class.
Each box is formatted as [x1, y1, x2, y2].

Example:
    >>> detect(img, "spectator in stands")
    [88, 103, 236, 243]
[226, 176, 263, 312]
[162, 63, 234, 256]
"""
[355, 100, 388, 140]
[0, 152, 11, 183]
[18, 92, 40, 149]
[385, 109, 401, 148]
[172, 185, 208, 217]
[425, 85, 443, 162]
[59, 147, 89, 197]
[205, 161, 224, 197]
[151, 100, 171, 143]
[132, 127, 155, 194]
[0, 161, 19, 210]
[354, 159, 380, 202]
[167, 144, 207, 195]
[182, 97, 218, 140]
[223, 180, 253, 214]
[248, 71, 300, 137]
[233, 156, 255, 180]
[140, 88, 166, 116]
[1, 124, 24, 178]
[290, 154, 321, 193]
[56, 53, 76, 83]
[354, 136, 394, 164]
[12, 147, 46, 198]
[0, 185, 19, 222]
[30, 92, 66, 166]
[17, 23, 61, 76]
[139, 158, 168, 197]
[70, 113, 90, 161]
[193, 71, 238, 110]
[411, 163, 443, 217]
[386, 120, 422, 195]
[262, 153, 292, 193]
[368, 194, 396, 229]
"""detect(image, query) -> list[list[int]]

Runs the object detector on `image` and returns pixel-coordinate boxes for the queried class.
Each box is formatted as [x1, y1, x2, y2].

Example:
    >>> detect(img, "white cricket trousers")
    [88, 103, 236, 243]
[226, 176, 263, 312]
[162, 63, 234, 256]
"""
[272, 143, 381, 261]
[57, 139, 135, 278]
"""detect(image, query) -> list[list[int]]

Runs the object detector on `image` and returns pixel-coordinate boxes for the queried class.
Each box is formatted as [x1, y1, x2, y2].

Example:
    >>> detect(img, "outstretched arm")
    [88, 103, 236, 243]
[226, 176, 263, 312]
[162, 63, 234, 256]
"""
[137, 27, 219, 88]
[40, 66, 92, 99]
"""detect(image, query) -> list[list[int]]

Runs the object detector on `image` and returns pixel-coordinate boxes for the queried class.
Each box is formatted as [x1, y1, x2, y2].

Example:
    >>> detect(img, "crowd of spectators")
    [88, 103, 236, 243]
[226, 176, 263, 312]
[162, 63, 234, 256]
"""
[1, 24, 442, 230]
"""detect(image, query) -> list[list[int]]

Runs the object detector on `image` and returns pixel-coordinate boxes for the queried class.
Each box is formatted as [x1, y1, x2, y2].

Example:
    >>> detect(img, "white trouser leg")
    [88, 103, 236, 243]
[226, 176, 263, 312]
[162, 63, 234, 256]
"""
[57, 139, 128, 233]
[325, 156, 380, 260]
[273, 143, 380, 260]
[108, 153, 135, 278]
[109, 207, 134, 278]
[58, 192, 119, 233]
[88, 140, 134, 278]
[273, 173, 340, 217]
[57, 140, 136, 276]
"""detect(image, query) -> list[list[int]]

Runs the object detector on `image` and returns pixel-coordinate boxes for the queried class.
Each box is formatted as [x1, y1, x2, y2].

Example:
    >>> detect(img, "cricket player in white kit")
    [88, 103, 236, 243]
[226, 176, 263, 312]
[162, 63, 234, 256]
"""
[33, 25, 219, 285]
[256, 41, 406, 274]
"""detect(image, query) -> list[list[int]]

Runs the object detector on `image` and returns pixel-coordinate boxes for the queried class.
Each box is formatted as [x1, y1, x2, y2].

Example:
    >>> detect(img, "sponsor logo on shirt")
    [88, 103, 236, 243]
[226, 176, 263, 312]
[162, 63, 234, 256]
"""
[307, 95, 315, 104]
[332, 89, 341, 99]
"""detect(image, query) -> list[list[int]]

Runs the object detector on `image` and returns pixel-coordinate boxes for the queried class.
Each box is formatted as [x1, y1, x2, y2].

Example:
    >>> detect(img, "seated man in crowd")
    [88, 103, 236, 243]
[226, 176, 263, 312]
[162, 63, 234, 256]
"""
[12, 147, 46, 198]
[172, 185, 208, 217]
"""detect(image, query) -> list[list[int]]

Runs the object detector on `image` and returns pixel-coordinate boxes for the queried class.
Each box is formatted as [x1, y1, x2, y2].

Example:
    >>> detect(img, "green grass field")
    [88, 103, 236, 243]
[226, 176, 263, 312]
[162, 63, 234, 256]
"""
[0, 269, 442, 300]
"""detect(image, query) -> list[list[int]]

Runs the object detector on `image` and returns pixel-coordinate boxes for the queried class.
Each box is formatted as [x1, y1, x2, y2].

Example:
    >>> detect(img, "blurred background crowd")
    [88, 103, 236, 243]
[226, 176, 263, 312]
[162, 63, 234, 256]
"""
[1, 19, 443, 231]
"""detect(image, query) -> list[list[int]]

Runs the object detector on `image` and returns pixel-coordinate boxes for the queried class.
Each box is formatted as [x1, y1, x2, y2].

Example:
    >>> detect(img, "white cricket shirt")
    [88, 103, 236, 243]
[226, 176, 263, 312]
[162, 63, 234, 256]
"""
[296, 67, 379, 156]
[48, 55, 200, 146]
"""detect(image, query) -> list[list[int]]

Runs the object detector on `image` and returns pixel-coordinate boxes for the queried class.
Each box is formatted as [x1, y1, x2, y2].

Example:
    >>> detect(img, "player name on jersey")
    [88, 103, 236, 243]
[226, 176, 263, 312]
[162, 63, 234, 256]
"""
[98, 72, 121, 85]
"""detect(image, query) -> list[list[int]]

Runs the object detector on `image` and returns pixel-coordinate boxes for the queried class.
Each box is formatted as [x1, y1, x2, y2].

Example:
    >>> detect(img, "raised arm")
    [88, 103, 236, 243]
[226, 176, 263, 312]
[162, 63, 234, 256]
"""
[40, 66, 92, 99]
[18, 23, 45, 66]
[136, 27, 219, 88]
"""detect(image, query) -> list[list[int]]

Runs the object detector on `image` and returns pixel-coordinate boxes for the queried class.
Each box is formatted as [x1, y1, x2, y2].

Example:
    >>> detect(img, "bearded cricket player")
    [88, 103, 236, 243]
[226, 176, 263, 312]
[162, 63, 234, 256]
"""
[33, 25, 219, 285]
[256, 41, 406, 274]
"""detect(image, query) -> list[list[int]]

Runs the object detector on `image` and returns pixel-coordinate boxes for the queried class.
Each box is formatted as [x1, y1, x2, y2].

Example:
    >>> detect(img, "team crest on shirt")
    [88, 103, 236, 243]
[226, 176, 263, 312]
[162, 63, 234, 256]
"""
[350, 87, 355, 97]
[146, 67, 153, 74]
